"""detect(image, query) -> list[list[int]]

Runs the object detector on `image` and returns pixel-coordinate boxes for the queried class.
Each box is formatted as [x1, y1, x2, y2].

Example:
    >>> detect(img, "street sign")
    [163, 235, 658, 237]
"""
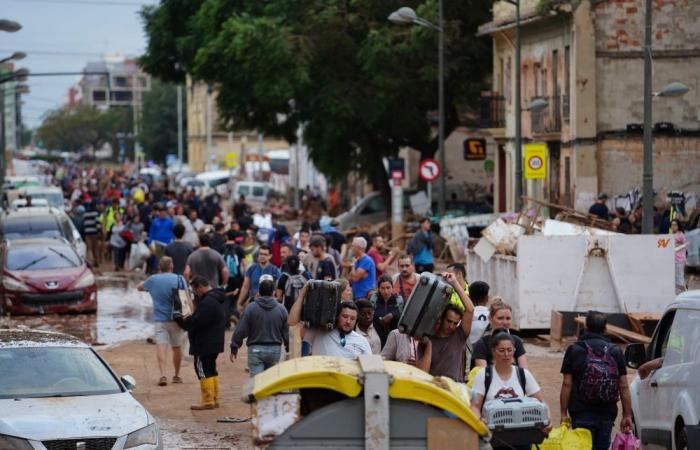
[524, 143, 547, 179]
[463, 138, 487, 161]
[418, 159, 441, 182]
[225, 151, 238, 168]
[388, 158, 405, 179]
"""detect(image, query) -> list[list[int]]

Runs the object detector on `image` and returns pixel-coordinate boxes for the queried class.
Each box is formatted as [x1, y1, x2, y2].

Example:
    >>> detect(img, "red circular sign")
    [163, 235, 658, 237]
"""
[419, 159, 441, 182]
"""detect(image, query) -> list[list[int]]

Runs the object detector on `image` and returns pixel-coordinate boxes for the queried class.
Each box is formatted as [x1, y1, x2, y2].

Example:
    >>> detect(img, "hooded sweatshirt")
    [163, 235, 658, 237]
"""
[231, 296, 289, 352]
[179, 288, 227, 356]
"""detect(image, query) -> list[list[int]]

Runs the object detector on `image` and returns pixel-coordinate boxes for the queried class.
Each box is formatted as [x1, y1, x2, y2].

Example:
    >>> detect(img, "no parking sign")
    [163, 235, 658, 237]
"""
[524, 143, 547, 179]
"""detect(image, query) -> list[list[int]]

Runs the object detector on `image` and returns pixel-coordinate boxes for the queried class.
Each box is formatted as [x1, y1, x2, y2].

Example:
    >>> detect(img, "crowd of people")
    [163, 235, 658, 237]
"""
[41, 165, 642, 448]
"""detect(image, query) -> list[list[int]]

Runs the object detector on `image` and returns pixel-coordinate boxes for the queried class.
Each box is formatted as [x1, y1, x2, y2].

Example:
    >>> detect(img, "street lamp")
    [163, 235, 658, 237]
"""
[388, 4, 446, 215]
[0, 20, 21, 33]
[0, 67, 29, 84]
[526, 98, 548, 112]
[0, 51, 26, 65]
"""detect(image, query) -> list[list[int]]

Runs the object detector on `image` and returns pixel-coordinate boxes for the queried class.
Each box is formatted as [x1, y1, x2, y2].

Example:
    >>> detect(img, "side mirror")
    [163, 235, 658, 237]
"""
[625, 343, 647, 370]
[121, 375, 137, 391]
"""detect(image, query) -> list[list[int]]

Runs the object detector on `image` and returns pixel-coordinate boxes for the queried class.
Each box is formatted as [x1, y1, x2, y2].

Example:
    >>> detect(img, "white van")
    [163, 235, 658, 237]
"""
[625, 290, 700, 450]
[195, 170, 233, 196]
[20, 186, 67, 210]
[233, 181, 271, 210]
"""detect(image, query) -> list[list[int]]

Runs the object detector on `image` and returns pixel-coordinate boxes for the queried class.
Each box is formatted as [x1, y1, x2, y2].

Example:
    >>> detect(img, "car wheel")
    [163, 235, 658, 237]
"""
[677, 425, 688, 450]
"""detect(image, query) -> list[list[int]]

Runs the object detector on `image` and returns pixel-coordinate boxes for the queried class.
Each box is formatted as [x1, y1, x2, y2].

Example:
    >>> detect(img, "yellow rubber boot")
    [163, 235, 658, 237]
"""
[212, 375, 220, 408]
[190, 377, 216, 410]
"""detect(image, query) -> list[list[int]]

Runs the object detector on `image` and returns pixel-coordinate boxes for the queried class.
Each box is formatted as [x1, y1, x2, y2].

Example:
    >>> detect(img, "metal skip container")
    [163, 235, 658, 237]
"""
[466, 234, 675, 330]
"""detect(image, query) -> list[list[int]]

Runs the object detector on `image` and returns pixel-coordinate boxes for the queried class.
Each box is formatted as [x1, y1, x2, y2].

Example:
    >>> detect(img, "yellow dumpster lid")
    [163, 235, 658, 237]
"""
[242, 356, 488, 436]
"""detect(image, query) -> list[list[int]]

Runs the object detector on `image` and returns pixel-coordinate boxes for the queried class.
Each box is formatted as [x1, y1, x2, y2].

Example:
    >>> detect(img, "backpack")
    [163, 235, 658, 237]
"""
[284, 273, 307, 304]
[223, 246, 240, 278]
[576, 342, 620, 404]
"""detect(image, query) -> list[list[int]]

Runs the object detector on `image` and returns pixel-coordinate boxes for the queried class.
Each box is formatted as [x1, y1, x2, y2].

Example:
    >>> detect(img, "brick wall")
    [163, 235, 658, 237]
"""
[598, 135, 700, 198]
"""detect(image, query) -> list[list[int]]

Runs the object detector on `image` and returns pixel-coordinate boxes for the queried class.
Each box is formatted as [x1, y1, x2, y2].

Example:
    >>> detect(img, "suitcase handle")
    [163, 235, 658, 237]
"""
[501, 398, 523, 404]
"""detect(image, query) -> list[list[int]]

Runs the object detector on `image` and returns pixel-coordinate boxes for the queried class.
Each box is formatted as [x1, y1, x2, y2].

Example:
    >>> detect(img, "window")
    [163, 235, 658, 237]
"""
[7, 245, 80, 271]
[660, 309, 700, 367]
[650, 310, 677, 360]
[564, 46, 570, 98]
[252, 186, 265, 197]
[92, 90, 106, 102]
[362, 196, 385, 214]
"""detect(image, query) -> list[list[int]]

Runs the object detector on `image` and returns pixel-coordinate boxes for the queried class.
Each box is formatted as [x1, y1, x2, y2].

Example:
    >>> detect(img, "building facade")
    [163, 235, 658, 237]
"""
[80, 54, 150, 110]
[479, 0, 700, 213]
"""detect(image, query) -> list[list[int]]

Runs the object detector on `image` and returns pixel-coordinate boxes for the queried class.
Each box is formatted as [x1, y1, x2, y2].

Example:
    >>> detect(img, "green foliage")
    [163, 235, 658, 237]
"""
[36, 105, 130, 154]
[139, 79, 183, 164]
[140, 0, 493, 187]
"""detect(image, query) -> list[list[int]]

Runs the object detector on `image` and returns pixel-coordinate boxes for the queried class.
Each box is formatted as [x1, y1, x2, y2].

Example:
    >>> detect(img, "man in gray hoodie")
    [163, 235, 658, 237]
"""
[230, 274, 289, 376]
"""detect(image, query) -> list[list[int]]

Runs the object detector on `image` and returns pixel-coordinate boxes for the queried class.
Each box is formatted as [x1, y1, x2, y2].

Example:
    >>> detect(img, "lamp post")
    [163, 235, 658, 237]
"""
[502, 0, 522, 211]
[0, 51, 26, 65]
[389, 4, 446, 215]
[642, 0, 690, 233]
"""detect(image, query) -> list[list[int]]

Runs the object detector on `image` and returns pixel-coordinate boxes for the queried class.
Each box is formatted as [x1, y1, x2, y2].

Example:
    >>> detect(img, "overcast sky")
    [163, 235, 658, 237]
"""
[3, 0, 158, 128]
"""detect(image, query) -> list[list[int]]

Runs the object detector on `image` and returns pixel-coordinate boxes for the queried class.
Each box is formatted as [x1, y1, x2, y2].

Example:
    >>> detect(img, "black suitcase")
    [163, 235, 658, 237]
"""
[397, 272, 453, 339]
[301, 280, 342, 330]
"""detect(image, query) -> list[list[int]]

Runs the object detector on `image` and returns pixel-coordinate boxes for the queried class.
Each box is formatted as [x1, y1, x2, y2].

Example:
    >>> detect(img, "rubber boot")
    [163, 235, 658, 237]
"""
[212, 375, 220, 408]
[190, 377, 216, 410]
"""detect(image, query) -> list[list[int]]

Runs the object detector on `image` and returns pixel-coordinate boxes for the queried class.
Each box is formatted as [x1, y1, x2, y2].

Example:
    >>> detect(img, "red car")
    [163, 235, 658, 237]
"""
[1, 238, 97, 315]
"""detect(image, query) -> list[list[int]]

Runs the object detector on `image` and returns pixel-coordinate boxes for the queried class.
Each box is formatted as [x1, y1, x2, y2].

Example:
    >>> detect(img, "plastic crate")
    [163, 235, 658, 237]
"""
[483, 397, 549, 430]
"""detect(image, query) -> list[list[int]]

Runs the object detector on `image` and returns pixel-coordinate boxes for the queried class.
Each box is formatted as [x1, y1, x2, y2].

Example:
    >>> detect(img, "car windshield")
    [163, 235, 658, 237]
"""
[2, 217, 62, 240]
[28, 192, 64, 207]
[7, 246, 81, 271]
[0, 347, 122, 399]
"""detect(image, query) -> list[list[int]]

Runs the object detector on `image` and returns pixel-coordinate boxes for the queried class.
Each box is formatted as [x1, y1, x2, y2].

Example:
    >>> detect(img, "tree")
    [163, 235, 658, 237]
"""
[140, 0, 492, 194]
[36, 105, 130, 155]
[139, 79, 183, 164]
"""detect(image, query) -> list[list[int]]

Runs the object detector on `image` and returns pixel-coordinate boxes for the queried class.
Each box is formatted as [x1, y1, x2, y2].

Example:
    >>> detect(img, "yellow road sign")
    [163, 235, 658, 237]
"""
[224, 151, 238, 168]
[524, 143, 547, 179]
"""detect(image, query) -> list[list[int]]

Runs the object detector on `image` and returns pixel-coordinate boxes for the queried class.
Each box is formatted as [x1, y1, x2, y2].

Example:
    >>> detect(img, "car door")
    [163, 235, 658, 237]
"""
[636, 309, 675, 447]
[359, 194, 386, 225]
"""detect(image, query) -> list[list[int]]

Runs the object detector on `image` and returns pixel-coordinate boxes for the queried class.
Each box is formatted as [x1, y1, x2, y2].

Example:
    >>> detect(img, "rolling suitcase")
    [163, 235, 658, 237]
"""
[397, 272, 453, 339]
[301, 280, 342, 330]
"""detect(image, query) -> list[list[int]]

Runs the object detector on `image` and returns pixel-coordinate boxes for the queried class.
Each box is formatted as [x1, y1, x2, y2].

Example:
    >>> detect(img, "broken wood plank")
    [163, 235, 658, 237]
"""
[574, 316, 650, 344]
[550, 310, 564, 352]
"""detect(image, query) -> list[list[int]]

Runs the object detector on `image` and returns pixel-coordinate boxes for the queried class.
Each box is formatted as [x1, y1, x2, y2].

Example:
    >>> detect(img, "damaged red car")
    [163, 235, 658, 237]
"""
[1, 238, 97, 315]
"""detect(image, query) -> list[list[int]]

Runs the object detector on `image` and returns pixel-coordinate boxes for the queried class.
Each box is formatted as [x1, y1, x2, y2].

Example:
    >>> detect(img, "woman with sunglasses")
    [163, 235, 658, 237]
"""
[470, 333, 550, 450]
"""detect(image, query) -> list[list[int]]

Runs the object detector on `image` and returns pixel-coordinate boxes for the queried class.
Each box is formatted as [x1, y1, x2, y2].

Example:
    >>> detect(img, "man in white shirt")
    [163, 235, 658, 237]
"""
[288, 285, 372, 358]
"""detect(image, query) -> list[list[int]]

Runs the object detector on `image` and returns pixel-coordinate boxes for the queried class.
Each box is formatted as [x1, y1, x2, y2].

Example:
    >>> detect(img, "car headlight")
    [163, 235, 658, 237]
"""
[124, 423, 159, 449]
[74, 271, 96, 289]
[0, 434, 33, 450]
[2, 277, 30, 292]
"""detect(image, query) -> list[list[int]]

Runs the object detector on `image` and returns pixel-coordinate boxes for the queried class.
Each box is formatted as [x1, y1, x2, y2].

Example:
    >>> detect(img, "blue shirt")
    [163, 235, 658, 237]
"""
[414, 246, 433, 265]
[148, 217, 174, 245]
[352, 254, 376, 300]
[245, 263, 281, 297]
[143, 273, 180, 322]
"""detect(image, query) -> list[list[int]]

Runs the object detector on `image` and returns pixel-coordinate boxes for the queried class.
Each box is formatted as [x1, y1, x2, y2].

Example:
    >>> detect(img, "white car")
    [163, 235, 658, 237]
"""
[625, 290, 700, 450]
[0, 329, 162, 449]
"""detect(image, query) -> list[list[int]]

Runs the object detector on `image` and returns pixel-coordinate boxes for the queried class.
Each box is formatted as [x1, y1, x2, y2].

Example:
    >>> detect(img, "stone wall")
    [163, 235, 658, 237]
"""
[598, 135, 700, 198]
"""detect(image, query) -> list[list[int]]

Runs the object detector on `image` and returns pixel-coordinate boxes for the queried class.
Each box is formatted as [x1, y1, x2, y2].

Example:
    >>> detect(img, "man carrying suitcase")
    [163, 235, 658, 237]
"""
[415, 272, 475, 383]
[288, 284, 372, 358]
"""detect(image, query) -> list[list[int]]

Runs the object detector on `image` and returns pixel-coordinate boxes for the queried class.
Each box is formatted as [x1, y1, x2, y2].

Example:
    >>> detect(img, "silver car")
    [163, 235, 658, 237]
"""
[0, 329, 162, 449]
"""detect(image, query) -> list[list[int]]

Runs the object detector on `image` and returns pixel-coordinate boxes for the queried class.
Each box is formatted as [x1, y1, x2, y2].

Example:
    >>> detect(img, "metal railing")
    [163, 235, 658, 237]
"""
[478, 91, 505, 128]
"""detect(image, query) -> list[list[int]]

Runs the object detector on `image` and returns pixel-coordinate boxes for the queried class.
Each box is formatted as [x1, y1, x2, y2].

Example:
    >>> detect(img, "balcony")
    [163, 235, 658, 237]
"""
[531, 95, 562, 134]
[479, 91, 505, 129]
[562, 94, 570, 122]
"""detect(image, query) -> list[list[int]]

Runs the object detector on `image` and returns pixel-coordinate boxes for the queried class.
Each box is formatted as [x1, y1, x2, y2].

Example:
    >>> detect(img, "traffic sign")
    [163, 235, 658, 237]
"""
[463, 138, 487, 161]
[418, 159, 441, 182]
[524, 143, 547, 179]
[225, 151, 238, 168]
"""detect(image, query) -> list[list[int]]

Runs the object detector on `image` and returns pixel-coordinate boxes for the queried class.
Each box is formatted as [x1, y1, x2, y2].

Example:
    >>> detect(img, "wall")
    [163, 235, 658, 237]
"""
[598, 135, 700, 199]
[594, 0, 700, 131]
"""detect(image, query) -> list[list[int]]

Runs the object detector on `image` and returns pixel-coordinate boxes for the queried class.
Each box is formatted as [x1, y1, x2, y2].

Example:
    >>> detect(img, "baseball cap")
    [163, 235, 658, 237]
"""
[259, 274, 274, 283]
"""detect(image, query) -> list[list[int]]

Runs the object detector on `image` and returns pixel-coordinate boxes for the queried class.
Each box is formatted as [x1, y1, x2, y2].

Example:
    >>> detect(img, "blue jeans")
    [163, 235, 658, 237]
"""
[572, 413, 614, 450]
[248, 345, 281, 376]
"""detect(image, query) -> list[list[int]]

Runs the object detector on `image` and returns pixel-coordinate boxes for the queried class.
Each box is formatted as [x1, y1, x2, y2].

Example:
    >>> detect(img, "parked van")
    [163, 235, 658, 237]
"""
[233, 181, 271, 210]
[625, 290, 700, 450]
[20, 186, 66, 210]
[195, 170, 233, 196]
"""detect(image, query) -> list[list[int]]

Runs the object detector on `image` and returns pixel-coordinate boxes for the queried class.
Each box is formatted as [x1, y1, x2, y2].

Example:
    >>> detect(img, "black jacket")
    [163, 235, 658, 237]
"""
[179, 288, 227, 356]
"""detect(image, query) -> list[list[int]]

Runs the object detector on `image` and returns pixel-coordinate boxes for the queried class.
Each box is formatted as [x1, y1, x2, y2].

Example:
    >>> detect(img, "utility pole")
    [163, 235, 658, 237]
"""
[206, 83, 214, 170]
[437, 0, 446, 215]
[177, 84, 183, 171]
[642, 0, 654, 234]
[511, 0, 522, 211]
[132, 73, 141, 169]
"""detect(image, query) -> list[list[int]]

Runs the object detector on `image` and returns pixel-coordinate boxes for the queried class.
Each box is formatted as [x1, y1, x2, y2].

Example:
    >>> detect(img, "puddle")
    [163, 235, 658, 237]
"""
[1, 275, 154, 346]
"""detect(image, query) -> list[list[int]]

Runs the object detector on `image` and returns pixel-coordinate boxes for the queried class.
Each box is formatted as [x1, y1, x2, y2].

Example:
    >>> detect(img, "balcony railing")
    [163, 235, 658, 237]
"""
[479, 91, 505, 128]
[531, 95, 562, 134]
[562, 94, 570, 122]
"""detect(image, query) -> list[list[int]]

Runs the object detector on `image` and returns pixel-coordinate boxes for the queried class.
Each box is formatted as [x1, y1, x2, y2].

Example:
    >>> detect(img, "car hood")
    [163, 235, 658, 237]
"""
[8, 267, 89, 291]
[0, 393, 151, 440]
